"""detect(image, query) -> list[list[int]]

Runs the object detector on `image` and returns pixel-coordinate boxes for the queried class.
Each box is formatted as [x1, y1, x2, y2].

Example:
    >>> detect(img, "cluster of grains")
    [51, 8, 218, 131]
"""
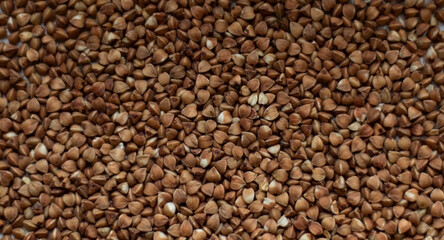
[0, 0, 443, 239]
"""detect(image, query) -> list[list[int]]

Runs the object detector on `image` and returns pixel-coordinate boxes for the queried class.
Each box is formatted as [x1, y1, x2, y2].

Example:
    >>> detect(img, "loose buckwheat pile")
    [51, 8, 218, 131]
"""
[0, 0, 443, 239]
